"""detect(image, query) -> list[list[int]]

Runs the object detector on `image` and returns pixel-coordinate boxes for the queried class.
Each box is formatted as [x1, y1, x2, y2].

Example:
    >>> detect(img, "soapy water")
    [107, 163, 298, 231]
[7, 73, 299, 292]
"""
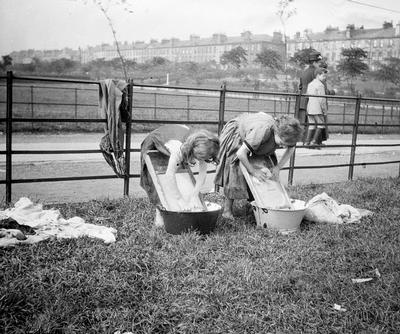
[164, 201, 222, 213]
[271, 199, 306, 211]
[252, 167, 272, 185]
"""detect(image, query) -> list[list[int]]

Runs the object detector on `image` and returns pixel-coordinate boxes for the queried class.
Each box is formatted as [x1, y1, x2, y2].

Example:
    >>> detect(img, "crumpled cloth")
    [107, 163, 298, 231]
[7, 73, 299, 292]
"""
[0, 198, 117, 248]
[98, 79, 129, 177]
[304, 192, 373, 224]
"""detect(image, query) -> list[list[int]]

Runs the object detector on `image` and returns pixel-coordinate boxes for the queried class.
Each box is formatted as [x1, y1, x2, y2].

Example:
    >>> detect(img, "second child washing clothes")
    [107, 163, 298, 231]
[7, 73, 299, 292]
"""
[214, 112, 303, 220]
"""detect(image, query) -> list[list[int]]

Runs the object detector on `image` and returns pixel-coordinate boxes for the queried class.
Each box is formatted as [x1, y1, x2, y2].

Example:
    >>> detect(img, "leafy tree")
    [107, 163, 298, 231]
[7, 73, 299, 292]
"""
[371, 57, 400, 88]
[336, 47, 369, 94]
[150, 57, 169, 66]
[13, 57, 42, 73]
[48, 58, 77, 74]
[183, 61, 199, 74]
[220, 46, 247, 69]
[0, 55, 12, 71]
[254, 49, 283, 78]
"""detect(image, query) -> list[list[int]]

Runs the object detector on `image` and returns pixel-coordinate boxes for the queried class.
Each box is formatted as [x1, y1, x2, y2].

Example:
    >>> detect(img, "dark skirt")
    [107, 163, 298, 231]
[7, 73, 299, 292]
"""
[214, 119, 277, 200]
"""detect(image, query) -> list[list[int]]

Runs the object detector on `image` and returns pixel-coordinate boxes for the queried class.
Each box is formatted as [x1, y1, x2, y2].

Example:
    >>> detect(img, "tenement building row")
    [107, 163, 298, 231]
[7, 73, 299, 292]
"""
[9, 22, 400, 69]
[287, 22, 400, 70]
[80, 31, 285, 64]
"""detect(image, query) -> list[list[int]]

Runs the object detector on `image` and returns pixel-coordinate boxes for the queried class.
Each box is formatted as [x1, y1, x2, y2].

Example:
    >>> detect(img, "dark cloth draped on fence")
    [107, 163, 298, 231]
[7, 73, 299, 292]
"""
[98, 79, 128, 177]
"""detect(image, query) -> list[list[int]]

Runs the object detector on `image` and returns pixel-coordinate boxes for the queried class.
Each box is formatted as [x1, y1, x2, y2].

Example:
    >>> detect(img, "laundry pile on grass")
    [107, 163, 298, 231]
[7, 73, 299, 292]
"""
[0, 198, 117, 248]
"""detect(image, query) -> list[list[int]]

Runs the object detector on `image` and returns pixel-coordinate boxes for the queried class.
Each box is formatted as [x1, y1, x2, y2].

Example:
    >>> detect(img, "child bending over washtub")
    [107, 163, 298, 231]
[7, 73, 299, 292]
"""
[214, 112, 303, 220]
[140, 124, 220, 225]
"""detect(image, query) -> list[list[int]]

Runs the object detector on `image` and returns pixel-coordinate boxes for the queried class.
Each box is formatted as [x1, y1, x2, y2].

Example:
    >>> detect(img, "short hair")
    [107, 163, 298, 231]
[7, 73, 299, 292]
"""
[319, 61, 328, 69]
[181, 130, 220, 165]
[314, 67, 328, 76]
[275, 115, 304, 146]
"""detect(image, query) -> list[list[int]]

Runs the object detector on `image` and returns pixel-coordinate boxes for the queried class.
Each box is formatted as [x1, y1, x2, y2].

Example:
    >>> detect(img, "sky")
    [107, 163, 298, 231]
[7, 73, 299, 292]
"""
[0, 0, 400, 54]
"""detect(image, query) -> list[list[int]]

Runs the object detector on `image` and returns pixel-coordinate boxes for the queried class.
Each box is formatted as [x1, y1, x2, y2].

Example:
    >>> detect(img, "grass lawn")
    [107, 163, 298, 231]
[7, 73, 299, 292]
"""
[1, 177, 399, 333]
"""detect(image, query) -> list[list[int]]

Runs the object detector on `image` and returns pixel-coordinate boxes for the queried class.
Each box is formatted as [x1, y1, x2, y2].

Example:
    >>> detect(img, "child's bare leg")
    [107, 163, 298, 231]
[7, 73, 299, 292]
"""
[223, 198, 234, 220]
[154, 208, 164, 227]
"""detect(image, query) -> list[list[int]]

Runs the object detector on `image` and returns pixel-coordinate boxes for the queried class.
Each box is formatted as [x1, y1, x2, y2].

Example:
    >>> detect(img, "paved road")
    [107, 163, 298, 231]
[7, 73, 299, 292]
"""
[1, 132, 399, 163]
[0, 132, 399, 204]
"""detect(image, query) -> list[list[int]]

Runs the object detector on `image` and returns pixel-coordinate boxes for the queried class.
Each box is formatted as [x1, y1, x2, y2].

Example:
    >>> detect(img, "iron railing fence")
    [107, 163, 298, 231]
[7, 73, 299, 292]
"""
[2, 80, 400, 134]
[1, 71, 399, 203]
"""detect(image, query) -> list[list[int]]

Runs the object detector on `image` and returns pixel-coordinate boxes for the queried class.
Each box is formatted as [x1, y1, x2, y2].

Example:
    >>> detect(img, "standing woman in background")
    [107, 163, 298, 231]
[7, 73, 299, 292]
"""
[298, 51, 323, 142]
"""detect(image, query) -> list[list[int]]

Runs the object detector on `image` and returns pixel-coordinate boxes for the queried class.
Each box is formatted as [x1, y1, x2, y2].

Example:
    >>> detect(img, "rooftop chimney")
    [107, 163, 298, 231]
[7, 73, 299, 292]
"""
[346, 24, 355, 38]
[212, 33, 227, 43]
[383, 21, 393, 29]
[241, 31, 252, 41]
[190, 34, 200, 45]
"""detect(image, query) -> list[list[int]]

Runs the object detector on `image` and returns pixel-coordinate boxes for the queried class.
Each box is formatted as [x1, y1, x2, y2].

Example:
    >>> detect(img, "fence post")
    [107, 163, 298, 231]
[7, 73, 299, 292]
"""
[74, 88, 78, 119]
[153, 93, 157, 119]
[218, 82, 226, 135]
[187, 95, 190, 121]
[364, 104, 368, 133]
[6, 71, 13, 204]
[30, 85, 34, 131]
[123, 80, 133, 197]
[288, 93, 300, 185]
[381, 105, 385, 134]
[348, 94, 361, 181]
[342, 103, 346, 133]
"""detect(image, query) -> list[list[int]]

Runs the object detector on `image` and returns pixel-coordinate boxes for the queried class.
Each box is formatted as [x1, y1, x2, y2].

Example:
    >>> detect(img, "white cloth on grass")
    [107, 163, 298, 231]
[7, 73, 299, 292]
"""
[0, 197, 117, 247]
[304, 192, 373, 224]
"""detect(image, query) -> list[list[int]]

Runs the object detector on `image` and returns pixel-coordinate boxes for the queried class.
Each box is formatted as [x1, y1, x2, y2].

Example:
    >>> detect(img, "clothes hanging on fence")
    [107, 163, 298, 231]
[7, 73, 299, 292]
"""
[0, 197, 117, 248]
[98, 79, 129, 177]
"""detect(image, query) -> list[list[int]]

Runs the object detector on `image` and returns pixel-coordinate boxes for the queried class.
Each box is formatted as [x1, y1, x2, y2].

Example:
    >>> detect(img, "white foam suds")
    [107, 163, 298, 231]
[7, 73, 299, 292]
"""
[205, 201, 222, 212]
[253, 199, 306, 211]
[290, 200, 306, 211]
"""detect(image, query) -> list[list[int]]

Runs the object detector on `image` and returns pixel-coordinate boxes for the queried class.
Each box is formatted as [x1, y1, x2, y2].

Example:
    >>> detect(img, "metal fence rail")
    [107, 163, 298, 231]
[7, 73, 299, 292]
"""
[1, 71, 399, 203]
[2, 82, 400, 134]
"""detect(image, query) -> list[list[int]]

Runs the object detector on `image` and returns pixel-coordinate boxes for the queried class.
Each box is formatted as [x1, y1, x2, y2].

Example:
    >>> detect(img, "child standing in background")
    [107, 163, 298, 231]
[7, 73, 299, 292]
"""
[304, 67, 328, 148]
